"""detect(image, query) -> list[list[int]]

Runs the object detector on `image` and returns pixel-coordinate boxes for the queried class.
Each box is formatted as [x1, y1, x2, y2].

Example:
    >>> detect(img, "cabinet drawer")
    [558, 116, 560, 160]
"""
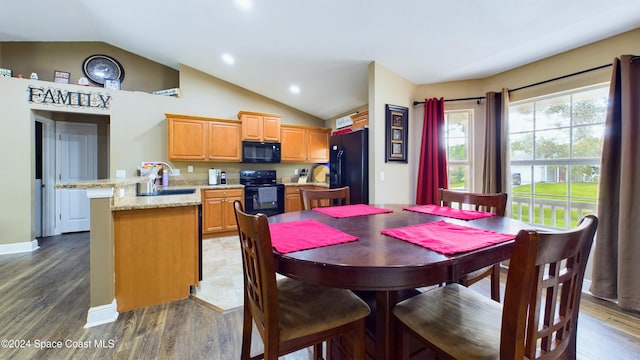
[203, 188, 244, 198]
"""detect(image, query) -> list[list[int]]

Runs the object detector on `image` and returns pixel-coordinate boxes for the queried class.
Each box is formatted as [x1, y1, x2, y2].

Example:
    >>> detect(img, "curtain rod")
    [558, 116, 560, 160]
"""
[412, 59, 633, 106]
[413, 96, 484, 106]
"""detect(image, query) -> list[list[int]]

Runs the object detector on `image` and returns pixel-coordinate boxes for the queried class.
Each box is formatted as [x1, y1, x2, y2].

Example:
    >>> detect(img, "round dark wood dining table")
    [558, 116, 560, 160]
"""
[268, 203, 530, 360]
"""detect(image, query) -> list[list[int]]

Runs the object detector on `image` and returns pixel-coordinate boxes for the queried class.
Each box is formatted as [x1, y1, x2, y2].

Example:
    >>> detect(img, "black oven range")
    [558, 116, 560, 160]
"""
[240, 170, 285, 216]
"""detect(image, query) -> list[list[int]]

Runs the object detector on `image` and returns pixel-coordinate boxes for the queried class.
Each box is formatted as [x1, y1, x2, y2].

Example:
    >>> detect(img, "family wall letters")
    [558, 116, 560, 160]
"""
[27, 86, 111, 109]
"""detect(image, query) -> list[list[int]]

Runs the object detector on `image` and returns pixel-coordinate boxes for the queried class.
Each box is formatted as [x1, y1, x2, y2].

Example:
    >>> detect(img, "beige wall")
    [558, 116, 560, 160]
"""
[0, 42, 178, 93]
[0, 46, 328, 247]
[369, 62, 416, 204]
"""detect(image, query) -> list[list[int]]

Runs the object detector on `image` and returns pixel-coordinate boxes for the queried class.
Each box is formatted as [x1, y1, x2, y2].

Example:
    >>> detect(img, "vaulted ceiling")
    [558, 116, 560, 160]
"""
[3, 0, 640, 119]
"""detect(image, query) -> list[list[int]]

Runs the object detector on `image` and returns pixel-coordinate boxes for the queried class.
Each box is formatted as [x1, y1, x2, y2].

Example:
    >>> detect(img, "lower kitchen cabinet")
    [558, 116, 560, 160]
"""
[114, 205, 198, 312]
[202, 188, 244, 236]
[285, 185, 324, 212]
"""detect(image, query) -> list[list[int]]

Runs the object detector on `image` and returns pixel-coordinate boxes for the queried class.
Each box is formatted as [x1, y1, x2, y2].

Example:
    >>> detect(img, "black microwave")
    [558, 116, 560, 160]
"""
[242, 141, 281, 163]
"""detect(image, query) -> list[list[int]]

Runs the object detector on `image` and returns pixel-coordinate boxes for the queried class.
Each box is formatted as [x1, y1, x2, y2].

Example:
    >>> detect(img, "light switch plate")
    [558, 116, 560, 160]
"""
[171, 169, 180, 176]
[115, 170, 126, 178]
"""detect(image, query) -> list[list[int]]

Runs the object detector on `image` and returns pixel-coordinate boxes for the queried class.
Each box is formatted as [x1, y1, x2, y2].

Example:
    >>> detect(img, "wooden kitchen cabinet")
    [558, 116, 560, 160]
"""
[238, 111, 281, 142]
[208, 120, 241, 161]
[167, 114, 241, 162]
[202, 188, 244, 236]
[280, 124, 331, 163]
[351, 110, 368, 129]
[167, 117, 207, 160]
[114, 205, 198, 312]
[285, 185, 324, 212]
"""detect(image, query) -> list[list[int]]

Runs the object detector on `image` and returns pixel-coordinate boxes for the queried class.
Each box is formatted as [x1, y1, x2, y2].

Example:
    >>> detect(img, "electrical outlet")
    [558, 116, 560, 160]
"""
[171, 169, 180, 176]
[188, 165, 194, 173]
[115, 170, 126, 178]
[294, 169, 299, 175]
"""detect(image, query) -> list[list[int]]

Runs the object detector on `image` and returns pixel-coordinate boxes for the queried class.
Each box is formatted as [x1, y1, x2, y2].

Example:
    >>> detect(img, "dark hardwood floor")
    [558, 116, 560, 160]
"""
[1, 232, 638, 359]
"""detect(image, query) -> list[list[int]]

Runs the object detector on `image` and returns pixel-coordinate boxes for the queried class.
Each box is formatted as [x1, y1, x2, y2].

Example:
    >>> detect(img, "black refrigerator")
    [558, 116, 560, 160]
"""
[329, 128, 369, 204]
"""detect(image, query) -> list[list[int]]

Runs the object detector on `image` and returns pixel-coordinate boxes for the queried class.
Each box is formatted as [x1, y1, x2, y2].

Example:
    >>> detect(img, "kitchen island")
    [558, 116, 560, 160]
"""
[56, 178, 241, 326]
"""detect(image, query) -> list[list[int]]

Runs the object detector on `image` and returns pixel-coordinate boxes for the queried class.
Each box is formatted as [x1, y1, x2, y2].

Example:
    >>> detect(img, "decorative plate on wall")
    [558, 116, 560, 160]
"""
[82, 54, 125, 85]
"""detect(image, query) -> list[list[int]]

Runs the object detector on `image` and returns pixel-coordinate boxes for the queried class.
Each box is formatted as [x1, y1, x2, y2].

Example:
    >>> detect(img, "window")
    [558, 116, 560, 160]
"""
[445, 110, 472, 191]
[509, 85, 607, 229]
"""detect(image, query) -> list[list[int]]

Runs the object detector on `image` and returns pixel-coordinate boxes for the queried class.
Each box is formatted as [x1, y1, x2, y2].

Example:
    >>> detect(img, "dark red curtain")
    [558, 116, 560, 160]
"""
[416, 98, 447, 205]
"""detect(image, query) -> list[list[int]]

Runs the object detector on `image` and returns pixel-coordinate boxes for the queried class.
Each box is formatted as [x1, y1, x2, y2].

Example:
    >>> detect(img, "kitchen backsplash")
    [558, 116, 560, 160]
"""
[161, 162, 328, 184]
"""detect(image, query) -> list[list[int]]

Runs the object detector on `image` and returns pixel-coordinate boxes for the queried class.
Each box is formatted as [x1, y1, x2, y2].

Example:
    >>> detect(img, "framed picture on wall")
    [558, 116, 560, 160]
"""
[385, 104, 408, 162]
[53, 70, 70, 84]
[104, 78, 121, 90]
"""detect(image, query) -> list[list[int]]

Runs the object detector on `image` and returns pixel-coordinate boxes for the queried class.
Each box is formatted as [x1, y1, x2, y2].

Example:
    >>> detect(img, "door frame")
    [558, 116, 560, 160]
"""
[35, 115, 57, 237]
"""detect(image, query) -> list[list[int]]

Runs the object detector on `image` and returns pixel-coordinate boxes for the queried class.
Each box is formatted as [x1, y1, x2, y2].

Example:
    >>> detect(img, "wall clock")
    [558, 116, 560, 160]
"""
[82, 54, 125, 86]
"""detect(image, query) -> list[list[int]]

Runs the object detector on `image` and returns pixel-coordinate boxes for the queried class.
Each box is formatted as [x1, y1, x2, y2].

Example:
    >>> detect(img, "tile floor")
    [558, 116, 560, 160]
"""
[193, 235, 245, 313]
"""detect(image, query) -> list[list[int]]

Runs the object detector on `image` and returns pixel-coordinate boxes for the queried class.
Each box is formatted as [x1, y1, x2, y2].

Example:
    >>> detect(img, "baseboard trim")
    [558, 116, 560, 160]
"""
[0, 239, 39, 255]
[84, 300, 119, 328]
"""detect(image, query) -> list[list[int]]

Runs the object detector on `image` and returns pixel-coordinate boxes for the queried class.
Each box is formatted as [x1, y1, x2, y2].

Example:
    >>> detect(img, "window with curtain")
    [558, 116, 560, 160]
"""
[508, 84, 607, 229]
[445, 110, 472, 191]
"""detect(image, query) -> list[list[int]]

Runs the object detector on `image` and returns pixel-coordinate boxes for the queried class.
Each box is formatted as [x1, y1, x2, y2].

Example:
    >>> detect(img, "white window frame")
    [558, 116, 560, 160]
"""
[444, 109, 473, 191]
[508, 84, 607, 229]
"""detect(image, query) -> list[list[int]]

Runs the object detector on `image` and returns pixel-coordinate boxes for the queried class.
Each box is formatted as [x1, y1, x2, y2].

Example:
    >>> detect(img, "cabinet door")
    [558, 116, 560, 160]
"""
[202, 195, 224, 233]
[223, 194, 244, 230]
[285, 187, 303, 212]
[351, 111, 368, 129]
[281, 126, 307, 162]
[307, 129, 330, 163]
[241, 114, 263, 141]
[168, 118, 207, 160]
[208, 121, 241, 161]
[262, 116, 281, 142]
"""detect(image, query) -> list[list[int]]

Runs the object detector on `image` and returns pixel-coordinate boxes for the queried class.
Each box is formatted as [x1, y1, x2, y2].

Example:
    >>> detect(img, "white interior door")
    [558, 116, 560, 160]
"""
[56, 122, 97, 233]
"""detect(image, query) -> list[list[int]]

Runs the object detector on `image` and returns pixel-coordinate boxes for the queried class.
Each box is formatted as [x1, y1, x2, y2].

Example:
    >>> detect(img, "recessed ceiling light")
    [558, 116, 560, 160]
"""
[289, 85, 301, 94]
[221, 53, 235, 65]
[235, 0, 252, 11]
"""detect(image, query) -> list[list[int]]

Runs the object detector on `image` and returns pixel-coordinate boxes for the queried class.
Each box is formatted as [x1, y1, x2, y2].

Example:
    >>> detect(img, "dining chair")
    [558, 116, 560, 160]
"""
[233, 200, 370, 360]
[438, 188, 508, 302]
[301, 186, 350, 210]
[393, 214, 598, 360]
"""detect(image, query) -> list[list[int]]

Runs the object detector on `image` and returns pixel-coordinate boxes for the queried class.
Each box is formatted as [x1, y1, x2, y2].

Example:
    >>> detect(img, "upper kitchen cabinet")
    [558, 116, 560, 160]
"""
[351, 110, 368, 129]
[167, 117, 207, 160]
[167, 114, 241, 162]
[281, 124, 331, 163]
[238, 111, 281, 142]
[208, 120, 242, 161]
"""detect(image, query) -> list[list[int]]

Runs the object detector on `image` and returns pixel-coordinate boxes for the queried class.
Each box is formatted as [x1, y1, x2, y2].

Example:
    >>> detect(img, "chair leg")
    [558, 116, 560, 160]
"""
[353, 320, 366, 360]
[490, 263, 501, 302]
[241, 306, 253, 360]
[396, 322, 410, 360]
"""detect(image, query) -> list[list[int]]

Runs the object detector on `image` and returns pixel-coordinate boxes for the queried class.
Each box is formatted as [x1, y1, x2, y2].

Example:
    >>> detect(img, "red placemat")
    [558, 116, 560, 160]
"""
[404, 204, 496, 220]
[381, 220, 514, 254]
[269, 219, 358, 253]
[313, 204, 393, 218]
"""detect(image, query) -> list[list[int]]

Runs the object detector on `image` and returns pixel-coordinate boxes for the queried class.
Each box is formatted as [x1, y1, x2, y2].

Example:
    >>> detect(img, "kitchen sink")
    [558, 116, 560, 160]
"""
[137, 188, 196, 196]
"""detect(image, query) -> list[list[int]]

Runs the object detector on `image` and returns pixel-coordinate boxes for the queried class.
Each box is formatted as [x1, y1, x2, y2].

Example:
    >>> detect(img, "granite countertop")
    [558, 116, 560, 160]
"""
[57, 177, 327, 211]
[57, 177, 245, 211]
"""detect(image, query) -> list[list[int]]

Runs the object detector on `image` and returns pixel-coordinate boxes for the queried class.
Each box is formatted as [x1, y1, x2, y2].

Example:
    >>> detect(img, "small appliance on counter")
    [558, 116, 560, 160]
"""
[220, 171, 227, 184]
[209, 168, 220, 185]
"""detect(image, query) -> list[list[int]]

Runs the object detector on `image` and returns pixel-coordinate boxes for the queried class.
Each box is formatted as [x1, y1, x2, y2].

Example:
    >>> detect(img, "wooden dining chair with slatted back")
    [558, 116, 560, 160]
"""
[233, 200, 370, 360]
[301, 186, 350, 210]
[438, 188, 508, 302]
[393, 214, 598, 360]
